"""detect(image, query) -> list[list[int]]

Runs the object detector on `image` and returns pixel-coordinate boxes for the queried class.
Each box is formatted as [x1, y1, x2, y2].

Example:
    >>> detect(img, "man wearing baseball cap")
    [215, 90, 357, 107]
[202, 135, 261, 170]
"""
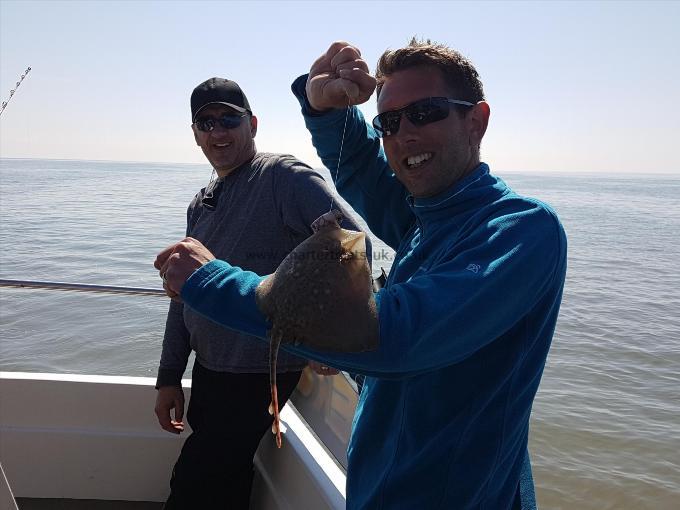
[155, 77, 364, 509]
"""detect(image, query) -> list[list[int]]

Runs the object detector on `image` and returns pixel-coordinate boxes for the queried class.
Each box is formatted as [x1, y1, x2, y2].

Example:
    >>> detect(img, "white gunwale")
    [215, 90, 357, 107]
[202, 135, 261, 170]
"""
[0, 371, 346, 509]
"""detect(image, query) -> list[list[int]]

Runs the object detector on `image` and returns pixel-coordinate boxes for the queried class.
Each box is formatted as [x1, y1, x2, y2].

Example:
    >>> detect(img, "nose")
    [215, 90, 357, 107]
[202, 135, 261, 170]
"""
[209, 123, 232, 137]
[394, 114, 421, 143]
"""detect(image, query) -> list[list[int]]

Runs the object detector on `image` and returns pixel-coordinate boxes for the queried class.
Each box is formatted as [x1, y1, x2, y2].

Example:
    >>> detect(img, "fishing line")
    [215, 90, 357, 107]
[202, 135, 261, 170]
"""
[0, 67, 31, 117]
[328, 94, 352, 213]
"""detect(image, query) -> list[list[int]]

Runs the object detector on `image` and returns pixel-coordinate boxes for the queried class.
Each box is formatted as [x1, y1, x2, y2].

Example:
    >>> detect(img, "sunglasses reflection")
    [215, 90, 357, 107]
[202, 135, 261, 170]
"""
[372, 97, 474, 137]
[194, 113, 247, 132]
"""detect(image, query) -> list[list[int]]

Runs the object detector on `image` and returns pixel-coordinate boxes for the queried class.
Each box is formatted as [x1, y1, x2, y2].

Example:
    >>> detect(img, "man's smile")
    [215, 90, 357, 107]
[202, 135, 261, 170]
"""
[405, 152, 432, 169]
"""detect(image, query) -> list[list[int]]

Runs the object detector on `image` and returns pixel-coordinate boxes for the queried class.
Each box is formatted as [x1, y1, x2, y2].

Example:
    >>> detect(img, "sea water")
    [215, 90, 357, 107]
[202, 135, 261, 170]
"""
[1, 159, 678, 509]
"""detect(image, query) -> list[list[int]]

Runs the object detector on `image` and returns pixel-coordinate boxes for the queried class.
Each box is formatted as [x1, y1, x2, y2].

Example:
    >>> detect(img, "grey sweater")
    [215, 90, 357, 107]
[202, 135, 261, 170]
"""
[156, 152, 367, 387]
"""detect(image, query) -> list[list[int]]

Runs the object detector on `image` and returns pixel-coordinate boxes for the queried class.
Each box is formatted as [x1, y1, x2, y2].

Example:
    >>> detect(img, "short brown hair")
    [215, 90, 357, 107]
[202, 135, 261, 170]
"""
[375, 37, 485, 104]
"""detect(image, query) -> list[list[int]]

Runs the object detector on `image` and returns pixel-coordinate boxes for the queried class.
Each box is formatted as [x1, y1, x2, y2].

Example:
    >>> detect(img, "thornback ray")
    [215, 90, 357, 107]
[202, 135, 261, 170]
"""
[256, 210, 379, 448]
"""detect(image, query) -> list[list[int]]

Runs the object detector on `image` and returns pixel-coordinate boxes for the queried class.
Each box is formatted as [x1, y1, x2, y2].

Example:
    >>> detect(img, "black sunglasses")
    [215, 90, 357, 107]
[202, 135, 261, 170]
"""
[372, 97, 475, 137]
[194, 113, 247, 133]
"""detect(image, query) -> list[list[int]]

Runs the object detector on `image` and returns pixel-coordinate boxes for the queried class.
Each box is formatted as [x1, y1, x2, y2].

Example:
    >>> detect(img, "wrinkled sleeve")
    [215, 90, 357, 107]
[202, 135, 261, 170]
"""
[181, 260, 270, 339]
[273, 155, 372, 266]
[156, 300, 191, 388]
[181, 203, 566, 379]
[291, 74, 414, 250]
[156, 198, 201, 388]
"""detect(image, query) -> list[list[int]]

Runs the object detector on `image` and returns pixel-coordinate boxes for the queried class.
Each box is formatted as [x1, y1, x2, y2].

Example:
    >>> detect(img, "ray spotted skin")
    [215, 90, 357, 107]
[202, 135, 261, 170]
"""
[257, 209, 378, 447]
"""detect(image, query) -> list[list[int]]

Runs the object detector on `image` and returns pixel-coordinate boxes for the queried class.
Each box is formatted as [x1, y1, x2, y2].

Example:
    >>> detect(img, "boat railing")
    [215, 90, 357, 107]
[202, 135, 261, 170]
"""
[0, 278, 166, 296]
[0, 277, 357, 470]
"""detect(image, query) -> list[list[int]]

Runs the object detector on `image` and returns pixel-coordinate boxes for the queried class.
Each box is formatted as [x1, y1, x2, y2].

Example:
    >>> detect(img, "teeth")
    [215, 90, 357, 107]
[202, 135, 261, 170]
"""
[407, 153, 432, 167]
[214, 143, 230, 148]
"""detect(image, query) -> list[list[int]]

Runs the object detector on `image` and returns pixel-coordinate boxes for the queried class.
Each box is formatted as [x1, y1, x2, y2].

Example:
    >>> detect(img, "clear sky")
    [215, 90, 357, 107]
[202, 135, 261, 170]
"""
[1, 0, 678, 173]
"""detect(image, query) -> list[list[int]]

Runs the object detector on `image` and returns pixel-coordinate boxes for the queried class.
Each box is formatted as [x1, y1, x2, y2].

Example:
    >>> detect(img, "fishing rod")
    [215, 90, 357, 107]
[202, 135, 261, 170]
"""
[0, 278, 165, 297]
[0, 67, 32, 117]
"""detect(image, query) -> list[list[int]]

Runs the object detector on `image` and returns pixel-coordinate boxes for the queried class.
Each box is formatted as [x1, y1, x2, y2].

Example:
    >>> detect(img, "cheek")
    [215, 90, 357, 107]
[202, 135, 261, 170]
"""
[237, 130, 253, 148]
[382, 140, 399, 167]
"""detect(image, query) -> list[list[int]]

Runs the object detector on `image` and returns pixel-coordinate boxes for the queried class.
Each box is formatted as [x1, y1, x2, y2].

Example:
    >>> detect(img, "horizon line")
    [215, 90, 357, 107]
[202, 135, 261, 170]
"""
[1, 156, 678, 177]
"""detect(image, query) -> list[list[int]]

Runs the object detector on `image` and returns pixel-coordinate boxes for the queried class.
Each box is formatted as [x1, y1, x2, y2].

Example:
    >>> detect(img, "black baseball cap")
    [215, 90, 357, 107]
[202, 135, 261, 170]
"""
[191, 77, 252, 122]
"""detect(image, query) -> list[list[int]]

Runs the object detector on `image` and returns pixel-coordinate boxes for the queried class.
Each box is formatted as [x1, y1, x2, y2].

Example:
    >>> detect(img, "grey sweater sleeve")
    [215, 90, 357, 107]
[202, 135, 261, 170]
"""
[156, 300, 192, 388]
[273, 155, 372, 265]
[156, 196, 201, 388]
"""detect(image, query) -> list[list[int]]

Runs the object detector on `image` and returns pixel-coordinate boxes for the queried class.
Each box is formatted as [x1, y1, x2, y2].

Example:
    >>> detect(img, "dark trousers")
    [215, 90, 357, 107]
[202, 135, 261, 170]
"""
[164, 362, 302, 510]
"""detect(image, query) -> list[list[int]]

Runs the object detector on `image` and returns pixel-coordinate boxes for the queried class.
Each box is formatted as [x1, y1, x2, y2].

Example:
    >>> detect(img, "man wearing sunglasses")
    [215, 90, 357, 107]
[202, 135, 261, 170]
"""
[287, 39, 566, 509]
[155, 77, 360, 509]
[156, 39, 566, 510]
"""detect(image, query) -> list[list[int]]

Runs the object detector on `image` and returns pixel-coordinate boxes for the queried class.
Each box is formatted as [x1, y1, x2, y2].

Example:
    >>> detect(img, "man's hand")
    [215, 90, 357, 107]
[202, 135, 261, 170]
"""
[155, 237, 216, 299]
[155, 385, 185, 434]
[306, 41, 377, 112]
[308, 360, 340, 376]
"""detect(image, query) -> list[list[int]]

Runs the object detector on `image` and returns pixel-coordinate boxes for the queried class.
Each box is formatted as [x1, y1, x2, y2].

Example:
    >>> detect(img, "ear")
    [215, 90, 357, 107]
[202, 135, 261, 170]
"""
[192, 124, 201, 146]
[250, 115, 258, 137]
[467, 101, 490, 148]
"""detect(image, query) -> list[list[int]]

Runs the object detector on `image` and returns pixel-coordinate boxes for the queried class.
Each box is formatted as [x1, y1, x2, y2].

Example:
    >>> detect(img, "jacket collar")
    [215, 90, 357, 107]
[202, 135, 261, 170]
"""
[406, 163, 507, 224]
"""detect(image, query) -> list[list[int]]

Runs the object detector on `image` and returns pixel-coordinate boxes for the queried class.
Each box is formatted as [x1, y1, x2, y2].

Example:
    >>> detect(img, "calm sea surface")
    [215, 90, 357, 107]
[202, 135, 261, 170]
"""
[1, 159, 678, 508]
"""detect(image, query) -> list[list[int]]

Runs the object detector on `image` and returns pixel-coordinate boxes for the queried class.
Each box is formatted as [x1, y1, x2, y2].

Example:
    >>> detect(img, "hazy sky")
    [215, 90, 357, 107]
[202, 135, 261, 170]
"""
[1, 0, 678, 173]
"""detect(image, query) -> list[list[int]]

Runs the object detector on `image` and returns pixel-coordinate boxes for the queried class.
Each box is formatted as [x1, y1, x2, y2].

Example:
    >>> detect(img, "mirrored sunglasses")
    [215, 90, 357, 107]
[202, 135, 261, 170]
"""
[194, 113, 246, 132]
[372, 97, 474, 137]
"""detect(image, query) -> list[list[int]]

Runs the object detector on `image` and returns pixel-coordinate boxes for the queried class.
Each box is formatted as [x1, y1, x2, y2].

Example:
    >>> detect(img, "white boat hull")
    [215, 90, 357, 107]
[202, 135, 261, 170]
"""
[0, 372, 345, 509]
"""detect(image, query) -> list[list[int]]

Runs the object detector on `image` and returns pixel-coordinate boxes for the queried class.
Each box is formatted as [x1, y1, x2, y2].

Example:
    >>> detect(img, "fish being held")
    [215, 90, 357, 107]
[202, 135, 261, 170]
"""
[255, 210, 379, 447]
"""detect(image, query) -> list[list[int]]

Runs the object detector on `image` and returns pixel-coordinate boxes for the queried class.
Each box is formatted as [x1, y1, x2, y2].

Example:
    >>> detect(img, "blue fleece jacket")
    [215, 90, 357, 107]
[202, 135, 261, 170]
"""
[180, 76, 567, 509]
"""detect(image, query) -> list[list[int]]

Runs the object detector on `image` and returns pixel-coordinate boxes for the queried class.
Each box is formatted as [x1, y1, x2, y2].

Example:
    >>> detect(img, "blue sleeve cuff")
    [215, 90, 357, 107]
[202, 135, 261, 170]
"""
[291, 74, 324, 116]
[180, 259, 270, 339]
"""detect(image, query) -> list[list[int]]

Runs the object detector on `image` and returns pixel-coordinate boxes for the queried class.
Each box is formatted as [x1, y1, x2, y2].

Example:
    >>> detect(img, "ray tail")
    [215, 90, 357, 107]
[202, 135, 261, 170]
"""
[269, 331, 283, 448]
